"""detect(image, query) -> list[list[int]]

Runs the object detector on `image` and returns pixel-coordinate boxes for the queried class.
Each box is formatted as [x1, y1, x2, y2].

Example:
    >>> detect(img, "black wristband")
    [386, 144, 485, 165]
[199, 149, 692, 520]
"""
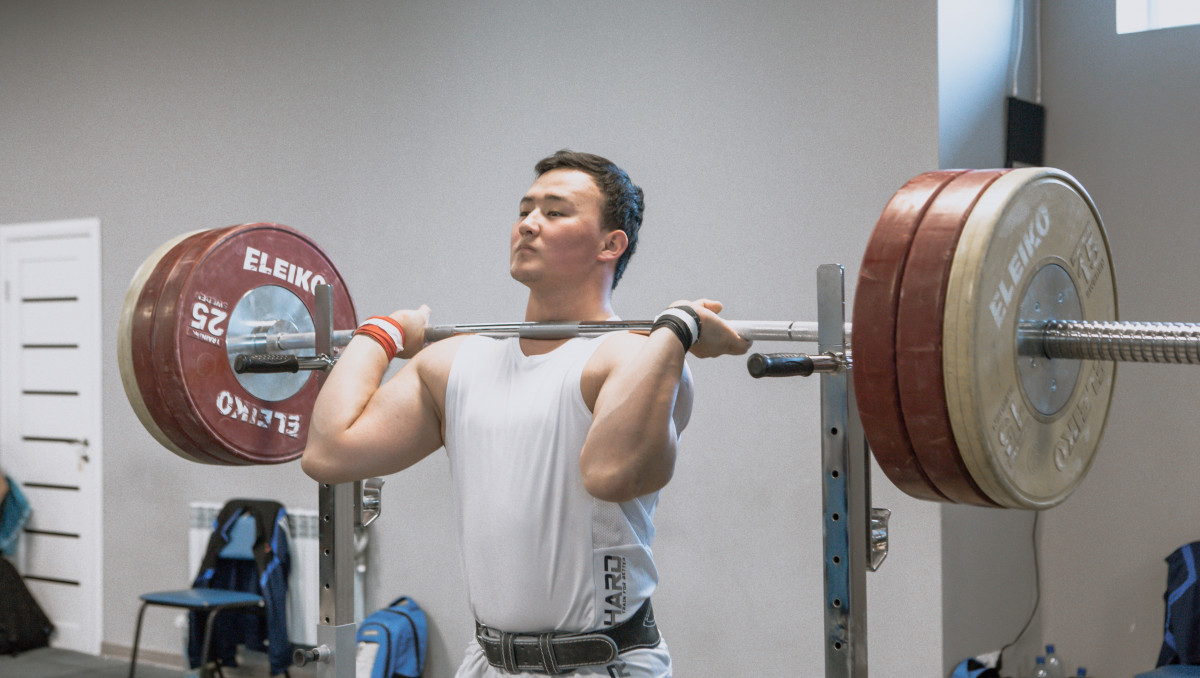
[652, 314, 693, 352]
[670, 305, 702, 342]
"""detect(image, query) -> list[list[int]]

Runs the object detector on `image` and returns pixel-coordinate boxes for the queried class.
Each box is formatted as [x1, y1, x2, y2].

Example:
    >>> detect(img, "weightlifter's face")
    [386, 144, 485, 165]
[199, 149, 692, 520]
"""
[510, 168, 609, 287]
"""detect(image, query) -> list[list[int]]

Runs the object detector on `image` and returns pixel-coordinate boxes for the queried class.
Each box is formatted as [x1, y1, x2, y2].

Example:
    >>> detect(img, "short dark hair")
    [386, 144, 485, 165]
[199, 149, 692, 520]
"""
[534, 150, 643, 289]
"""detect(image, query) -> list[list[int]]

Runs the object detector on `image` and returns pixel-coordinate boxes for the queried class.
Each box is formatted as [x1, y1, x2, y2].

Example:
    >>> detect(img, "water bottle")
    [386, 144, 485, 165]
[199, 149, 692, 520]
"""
[1044, 644, 1066, 678]
[1031, 655, 1050, 678]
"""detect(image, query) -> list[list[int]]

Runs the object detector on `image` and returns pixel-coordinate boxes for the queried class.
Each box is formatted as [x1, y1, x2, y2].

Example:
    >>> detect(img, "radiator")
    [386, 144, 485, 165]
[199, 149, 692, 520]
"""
[189, 502, 364, 647]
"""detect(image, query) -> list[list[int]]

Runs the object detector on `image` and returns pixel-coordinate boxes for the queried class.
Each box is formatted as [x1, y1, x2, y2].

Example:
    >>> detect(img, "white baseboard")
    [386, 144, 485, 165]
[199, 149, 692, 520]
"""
[103, 641, 318, 677]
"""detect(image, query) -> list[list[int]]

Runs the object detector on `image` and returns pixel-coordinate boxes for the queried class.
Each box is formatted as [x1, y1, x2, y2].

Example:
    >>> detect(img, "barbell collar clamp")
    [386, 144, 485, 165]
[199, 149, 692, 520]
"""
[747, 352, 848, 378]
[233, 353, 335, 374]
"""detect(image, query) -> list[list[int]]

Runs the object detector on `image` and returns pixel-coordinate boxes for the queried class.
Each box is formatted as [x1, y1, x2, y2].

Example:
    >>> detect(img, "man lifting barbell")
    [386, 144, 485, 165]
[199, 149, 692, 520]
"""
[119, 157, 1200, 676]
[300, 150, 751, 677]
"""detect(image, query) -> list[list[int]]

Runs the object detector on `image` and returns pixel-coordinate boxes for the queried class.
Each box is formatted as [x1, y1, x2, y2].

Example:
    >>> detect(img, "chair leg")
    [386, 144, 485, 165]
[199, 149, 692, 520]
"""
[199, 609, 220, 678]
[128, 601, 151, 678]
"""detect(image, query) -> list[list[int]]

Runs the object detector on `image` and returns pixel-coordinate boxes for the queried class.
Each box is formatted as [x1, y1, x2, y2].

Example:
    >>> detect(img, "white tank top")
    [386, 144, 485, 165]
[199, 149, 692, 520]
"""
[444, 335, 663, 633]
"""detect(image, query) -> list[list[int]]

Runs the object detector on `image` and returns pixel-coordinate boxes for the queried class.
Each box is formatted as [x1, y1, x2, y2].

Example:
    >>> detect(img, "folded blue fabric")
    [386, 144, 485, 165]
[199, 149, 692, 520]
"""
[0, 475, 32, 555]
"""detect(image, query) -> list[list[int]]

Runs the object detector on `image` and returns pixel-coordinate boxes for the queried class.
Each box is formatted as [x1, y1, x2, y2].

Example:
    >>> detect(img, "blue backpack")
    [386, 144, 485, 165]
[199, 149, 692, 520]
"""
[356, 596, 427, 678]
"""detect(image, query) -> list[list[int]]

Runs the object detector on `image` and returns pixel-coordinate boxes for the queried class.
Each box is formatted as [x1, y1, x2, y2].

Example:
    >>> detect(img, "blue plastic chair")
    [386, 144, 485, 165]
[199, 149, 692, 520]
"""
[128, 514, 265, 678]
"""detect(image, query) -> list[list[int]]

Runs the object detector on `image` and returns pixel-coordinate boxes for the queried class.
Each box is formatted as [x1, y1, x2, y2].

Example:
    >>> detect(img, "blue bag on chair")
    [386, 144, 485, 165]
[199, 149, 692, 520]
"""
[356, 596, 427, 678]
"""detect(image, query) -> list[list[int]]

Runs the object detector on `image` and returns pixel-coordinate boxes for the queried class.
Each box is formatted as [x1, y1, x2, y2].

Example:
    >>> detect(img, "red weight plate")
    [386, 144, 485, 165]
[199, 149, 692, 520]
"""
[127, 228, 244, 464]
[152, 223, 357, 464]
[122, 231, 213, 463]
[895, 170, 1006, 507]
[853, 170, 964, 502]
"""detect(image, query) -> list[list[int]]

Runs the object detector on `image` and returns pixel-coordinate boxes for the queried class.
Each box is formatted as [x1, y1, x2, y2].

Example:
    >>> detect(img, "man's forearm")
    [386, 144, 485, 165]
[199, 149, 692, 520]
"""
[580, 331, 685, 502]
[301, 336, 392, 479]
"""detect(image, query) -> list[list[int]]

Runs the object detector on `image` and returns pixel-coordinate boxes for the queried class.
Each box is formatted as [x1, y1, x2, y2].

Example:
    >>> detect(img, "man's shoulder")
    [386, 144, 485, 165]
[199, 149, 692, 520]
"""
[590, 330, 648, 364]
[412, 334, 470, 376]
[586, 331, 692, 381]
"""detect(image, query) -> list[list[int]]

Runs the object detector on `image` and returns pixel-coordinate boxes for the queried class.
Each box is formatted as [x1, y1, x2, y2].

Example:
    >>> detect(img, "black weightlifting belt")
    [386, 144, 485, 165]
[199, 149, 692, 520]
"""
[475, 599, 660, 674]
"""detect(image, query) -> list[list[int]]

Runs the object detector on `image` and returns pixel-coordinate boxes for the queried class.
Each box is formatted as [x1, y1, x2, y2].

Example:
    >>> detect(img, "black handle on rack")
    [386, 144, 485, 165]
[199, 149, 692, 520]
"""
[234, 354, 300, 374]
[747, 352, 815, 378]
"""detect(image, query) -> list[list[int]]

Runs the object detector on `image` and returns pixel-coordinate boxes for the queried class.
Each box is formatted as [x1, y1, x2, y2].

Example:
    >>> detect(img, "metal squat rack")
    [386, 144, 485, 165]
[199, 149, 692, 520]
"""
[751, 264, 888, 678]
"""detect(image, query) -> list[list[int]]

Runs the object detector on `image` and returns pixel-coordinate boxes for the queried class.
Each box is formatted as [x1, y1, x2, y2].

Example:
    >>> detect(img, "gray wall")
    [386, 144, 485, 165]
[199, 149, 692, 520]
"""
[937, 1, 1043, 675]
[1038, 3, 1200, 676]
[0, 1, 949, 675]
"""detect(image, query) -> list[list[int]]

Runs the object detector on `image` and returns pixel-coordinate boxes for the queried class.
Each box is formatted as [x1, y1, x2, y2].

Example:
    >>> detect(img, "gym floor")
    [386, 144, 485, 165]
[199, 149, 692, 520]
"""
[0, 647, 184, 678]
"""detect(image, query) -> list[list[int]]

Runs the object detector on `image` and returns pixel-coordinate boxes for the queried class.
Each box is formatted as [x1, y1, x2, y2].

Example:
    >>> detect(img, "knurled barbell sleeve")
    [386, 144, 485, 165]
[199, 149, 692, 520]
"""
[1037, 320, 1200, 364]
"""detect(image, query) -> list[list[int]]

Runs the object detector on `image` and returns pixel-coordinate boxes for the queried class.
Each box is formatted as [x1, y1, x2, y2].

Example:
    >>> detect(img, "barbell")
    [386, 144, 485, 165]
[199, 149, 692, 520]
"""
[117, 167, 1198, 509]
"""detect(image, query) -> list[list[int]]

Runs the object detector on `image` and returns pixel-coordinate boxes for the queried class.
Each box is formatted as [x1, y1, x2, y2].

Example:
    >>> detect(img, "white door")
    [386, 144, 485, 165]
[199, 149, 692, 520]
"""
[0, 219, 103, 655]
